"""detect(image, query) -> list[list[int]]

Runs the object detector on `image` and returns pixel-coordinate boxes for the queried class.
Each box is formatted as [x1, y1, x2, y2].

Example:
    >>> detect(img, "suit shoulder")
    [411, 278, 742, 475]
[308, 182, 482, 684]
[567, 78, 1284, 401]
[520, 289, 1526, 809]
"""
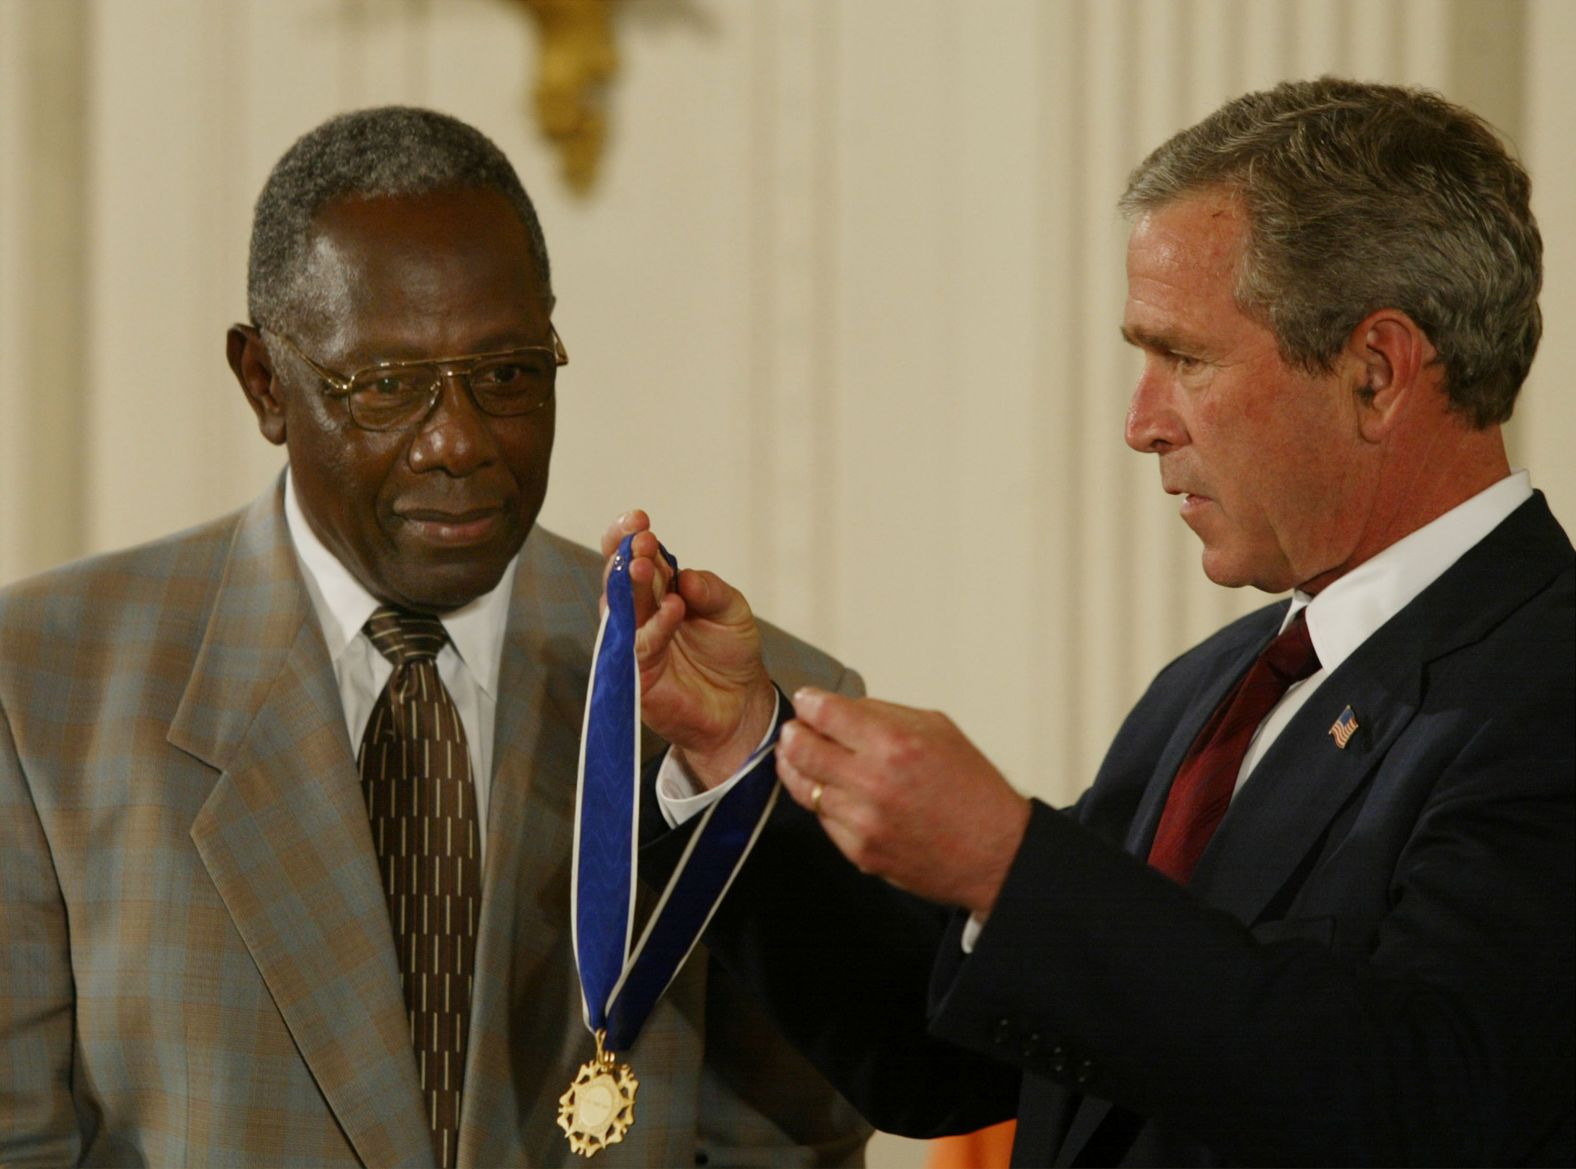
[1420, 549, 1573, 730]
[0, 511, 241, 666]
[756, 616, 860, 698]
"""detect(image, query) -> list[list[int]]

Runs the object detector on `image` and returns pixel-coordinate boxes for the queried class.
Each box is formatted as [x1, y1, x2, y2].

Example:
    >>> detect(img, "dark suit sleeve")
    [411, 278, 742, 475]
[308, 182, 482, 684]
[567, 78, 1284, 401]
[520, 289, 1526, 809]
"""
[640, 691, 1021, 1140]
[927, 635, 1576, 1166]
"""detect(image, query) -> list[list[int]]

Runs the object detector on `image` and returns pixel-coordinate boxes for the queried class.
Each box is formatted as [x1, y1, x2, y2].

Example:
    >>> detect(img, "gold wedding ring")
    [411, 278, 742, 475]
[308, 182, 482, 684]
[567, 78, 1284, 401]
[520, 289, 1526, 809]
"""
[810, 783, 824, 815]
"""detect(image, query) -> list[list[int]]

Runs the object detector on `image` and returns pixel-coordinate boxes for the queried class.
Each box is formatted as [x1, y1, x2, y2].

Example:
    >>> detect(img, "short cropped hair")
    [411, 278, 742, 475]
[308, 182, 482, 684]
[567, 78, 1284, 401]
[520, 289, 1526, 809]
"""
[1121, 77, 1541, 427]
[247, 106, 551, 334]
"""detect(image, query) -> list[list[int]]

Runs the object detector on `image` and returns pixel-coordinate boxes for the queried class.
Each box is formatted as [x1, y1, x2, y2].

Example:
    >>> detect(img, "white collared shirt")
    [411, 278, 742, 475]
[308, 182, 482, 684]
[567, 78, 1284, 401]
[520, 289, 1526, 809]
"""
[283, 471, 518, 859]
[1238, 469, 1533, 790]
[984, 470, 1532, 951]
[655, 693, 784, 827]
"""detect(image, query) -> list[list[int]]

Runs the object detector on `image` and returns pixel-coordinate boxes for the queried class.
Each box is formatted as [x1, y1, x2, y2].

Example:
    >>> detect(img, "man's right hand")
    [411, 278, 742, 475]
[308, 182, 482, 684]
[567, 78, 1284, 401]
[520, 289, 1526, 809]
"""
[600, 511, 778, 788]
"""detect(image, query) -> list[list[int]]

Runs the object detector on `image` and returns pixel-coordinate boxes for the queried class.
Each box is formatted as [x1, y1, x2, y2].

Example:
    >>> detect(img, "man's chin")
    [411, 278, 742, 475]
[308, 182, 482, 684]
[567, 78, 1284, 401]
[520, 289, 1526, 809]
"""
[1199, 556, 1250, 589]
[1199, 547, 1294, 594]
[389, 574, 503, 613]
[382, 544, 524, 613]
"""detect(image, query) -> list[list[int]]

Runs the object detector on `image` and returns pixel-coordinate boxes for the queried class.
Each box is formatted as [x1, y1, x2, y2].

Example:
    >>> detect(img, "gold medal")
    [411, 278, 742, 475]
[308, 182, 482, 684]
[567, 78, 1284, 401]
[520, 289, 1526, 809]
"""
[558, 1029, 639, 1158]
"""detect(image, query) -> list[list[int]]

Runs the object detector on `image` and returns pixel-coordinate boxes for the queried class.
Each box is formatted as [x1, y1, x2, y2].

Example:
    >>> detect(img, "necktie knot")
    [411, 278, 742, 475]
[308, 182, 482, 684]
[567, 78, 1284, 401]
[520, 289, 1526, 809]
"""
[365, 605, 448, 666]
[1261, 612, 1320, 684]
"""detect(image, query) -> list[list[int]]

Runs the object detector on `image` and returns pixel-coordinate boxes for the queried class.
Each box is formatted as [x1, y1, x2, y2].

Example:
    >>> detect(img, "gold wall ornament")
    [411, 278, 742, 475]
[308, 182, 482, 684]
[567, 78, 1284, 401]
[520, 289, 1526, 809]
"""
[517, 0, 618, 195]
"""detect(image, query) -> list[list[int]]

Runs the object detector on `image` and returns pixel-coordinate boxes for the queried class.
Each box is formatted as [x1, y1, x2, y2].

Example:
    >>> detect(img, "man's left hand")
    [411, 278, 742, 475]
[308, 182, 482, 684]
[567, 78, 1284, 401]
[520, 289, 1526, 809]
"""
[777, 687, 1032, 916]
[600, 511, 777, 787]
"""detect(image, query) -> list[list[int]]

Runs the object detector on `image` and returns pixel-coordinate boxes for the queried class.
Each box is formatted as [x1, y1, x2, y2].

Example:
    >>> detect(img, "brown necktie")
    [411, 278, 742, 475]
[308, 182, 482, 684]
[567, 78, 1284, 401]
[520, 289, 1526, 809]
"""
[359, 606, 481, 1169]
[1148, 612, 1320, 885]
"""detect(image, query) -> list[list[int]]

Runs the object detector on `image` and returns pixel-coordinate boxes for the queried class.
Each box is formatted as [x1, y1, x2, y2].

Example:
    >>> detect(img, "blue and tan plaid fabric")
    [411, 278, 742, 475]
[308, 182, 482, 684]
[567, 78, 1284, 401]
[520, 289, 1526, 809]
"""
[0, 478, 870, 1167]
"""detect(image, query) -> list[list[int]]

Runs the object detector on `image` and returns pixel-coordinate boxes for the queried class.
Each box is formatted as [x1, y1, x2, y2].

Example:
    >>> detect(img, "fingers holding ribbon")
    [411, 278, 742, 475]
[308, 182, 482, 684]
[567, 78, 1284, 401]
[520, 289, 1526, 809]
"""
[597, 512, 777, 790]
[625, 530, 679, 624]
[598, 509, 646, 560]
[600, 510, 678, 628]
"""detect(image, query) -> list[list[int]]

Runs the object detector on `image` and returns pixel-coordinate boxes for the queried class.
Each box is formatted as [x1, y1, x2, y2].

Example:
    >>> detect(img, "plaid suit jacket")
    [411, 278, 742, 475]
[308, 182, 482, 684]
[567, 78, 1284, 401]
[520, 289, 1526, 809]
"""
[0, 480, 868, 1167]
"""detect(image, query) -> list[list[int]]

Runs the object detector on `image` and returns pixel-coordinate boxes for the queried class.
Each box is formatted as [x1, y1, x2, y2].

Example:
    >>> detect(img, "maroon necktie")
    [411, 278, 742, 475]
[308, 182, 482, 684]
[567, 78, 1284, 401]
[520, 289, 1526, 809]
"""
[359, 607, 481, 1169]
[1148, 612, 1320, 885]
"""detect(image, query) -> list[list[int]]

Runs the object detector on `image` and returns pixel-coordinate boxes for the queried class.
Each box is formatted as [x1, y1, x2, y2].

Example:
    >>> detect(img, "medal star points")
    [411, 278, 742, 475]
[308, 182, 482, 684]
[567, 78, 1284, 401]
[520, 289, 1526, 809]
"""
[559, 1046, 638, 1158]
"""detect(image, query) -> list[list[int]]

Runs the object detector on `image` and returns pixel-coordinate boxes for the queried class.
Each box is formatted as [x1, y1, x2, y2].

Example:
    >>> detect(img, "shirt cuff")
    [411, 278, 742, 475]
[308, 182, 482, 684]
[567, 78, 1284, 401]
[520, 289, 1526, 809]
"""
[655, 691, 784, 828]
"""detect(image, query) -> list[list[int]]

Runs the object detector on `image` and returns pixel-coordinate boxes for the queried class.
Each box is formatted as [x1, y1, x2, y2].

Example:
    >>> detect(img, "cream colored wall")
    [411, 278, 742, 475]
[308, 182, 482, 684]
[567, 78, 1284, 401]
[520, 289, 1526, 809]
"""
[1520, 0, 1576, 508]
[2, 2, 1570, 1164]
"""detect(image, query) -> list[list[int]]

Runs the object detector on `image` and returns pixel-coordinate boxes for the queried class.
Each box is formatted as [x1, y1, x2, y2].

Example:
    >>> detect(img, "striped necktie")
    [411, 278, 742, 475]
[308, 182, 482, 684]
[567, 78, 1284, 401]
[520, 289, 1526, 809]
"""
[359, 606, 481, 1168]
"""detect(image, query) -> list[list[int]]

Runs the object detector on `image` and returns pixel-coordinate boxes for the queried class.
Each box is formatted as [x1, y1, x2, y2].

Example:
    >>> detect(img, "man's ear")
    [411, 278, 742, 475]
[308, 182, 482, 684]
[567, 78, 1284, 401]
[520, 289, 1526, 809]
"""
[1348, 309, 1438, 443]
[228, 324, 288, 446]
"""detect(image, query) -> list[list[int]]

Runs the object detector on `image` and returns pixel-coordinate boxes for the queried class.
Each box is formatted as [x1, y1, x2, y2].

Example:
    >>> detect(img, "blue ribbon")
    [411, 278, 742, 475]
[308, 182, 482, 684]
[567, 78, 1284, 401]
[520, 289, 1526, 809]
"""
[573, 534, 780, 1054]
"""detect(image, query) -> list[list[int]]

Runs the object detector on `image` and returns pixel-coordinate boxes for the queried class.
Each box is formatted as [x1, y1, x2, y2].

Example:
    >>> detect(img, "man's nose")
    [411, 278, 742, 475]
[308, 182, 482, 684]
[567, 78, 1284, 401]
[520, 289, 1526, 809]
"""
[1124, 362, 1186, 454]
[406, 372, 498, 475]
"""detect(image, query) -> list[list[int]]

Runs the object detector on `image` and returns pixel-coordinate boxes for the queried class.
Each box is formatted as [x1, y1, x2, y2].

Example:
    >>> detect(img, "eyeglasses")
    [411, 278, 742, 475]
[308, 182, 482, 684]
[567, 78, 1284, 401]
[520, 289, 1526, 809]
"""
[270, 326, 568, 432]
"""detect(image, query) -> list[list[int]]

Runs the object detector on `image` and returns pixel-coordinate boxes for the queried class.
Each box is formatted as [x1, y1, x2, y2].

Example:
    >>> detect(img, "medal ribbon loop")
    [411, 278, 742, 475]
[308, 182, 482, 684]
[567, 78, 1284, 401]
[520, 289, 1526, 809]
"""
[572, 534, 779, 1054]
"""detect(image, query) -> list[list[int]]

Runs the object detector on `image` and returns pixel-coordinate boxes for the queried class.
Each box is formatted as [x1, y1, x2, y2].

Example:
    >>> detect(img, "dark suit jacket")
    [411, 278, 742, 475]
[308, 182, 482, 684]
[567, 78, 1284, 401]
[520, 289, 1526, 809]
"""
[0, 480, 870, 1167]
[683, 492, 1574, 1166]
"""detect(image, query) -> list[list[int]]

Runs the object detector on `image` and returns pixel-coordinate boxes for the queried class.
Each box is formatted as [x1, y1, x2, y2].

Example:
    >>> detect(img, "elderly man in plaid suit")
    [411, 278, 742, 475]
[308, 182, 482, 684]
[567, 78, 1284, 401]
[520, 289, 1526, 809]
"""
[0, 107, 868, 1168]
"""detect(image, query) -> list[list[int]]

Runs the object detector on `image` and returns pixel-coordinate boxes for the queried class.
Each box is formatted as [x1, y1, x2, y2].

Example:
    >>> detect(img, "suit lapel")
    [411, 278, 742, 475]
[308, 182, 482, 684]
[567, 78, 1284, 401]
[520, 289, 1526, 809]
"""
[1192, 493, 1573, 926]
[170, 486, 433, 1168]
[1189, 651, 1418, 923]
[1122, 620, 1275, 858]
[458, 531, 599, 1167]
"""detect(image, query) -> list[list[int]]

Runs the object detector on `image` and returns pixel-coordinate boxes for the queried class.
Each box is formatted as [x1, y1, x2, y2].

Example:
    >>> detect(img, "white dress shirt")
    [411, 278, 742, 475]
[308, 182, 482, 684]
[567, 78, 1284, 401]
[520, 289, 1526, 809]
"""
[283, 472, 517, 860]
[954, 471, 1537, 949]
[1239, 469, 1532, 789]
[655, 694, 784, 826]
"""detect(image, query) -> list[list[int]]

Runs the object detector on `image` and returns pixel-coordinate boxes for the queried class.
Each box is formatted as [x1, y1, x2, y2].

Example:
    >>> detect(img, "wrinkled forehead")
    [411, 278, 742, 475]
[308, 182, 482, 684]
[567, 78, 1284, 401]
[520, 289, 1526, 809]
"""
[1127, 192, 1249, 279]
[293, 188, 550, 358]
[1124, 194, 1250, 318]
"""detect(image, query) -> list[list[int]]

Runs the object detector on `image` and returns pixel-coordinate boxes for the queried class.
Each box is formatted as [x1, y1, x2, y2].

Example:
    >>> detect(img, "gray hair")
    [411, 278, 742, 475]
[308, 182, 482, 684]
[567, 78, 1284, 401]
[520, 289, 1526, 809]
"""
[1120, 77, 1541, 427]
[247, 106, 551, 334]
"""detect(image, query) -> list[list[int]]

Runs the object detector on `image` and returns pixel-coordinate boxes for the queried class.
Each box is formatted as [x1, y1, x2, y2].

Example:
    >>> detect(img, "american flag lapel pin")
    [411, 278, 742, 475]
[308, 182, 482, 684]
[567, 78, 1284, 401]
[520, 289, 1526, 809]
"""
[1328, 705, 1360, 749]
